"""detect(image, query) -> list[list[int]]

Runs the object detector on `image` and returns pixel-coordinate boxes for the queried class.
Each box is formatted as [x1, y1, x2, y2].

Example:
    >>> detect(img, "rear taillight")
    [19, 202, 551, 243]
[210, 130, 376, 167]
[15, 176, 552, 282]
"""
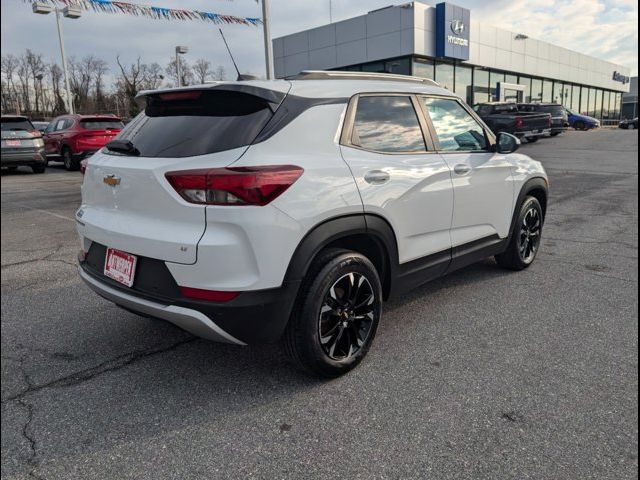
[165, 165, 304, 206]
[180, 287, 239, 302]
[515, 117, 524, 129]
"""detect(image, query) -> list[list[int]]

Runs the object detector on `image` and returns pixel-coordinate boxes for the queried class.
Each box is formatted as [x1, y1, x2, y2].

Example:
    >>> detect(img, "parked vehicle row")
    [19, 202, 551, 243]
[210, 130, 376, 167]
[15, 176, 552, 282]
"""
[619, 117, 638, 130]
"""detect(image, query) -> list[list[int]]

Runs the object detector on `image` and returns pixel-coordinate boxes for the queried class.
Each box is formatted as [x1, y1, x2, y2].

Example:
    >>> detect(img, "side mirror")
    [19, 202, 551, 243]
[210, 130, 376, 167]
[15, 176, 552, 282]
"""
[496, 132, 520, 154]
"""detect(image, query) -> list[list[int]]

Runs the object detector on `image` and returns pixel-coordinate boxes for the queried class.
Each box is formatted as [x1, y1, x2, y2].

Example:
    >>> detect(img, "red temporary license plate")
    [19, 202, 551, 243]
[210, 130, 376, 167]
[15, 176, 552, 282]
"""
[104, 248, 137, 287]
[5, 139, 21, 147]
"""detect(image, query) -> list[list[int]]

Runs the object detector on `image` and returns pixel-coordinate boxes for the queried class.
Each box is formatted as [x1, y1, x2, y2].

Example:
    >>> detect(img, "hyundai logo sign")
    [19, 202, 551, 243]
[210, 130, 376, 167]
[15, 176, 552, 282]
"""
[450, 20, 465, 36]
[612, 71, 630, 85]
[436, 3, 470, 60]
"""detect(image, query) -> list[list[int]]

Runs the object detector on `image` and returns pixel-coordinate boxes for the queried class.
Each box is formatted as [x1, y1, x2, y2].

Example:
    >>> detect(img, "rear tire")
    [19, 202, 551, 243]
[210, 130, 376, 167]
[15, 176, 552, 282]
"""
[284, 248, 382, 378]
[496, 196, 544, 271]
[62, 147, 80, 171]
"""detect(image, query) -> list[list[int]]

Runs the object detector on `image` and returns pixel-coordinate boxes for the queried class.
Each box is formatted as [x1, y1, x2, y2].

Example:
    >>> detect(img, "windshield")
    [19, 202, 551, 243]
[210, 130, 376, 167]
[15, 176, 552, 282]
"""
[113, 90, 274, 158]
[494, 104, 518, 113]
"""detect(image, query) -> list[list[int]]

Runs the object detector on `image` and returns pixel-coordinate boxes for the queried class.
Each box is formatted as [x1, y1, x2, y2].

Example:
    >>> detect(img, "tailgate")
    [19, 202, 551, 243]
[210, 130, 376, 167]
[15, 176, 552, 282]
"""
[523, 114, 551, 130]
[78, 148, 246, 264]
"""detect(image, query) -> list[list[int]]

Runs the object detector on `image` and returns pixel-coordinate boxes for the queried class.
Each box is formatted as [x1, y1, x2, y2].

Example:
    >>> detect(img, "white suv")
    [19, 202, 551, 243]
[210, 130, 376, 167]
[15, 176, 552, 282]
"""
[77, 71, 548, 377]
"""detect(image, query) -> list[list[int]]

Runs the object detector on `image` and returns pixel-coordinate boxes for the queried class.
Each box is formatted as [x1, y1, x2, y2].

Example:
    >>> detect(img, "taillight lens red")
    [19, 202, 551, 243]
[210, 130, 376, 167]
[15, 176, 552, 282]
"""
[165, 165, 304, 206]
[515, 117, 524, 129]
[180, 287, 239, 302]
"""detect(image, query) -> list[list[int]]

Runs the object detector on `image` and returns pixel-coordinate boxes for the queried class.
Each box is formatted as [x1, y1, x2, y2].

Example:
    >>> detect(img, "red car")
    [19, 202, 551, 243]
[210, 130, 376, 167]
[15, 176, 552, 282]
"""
[43, 114, 124, 171]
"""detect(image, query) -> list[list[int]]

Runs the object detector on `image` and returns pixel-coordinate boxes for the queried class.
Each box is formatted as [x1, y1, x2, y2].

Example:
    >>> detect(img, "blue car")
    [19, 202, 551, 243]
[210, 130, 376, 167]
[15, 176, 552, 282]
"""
[566, 109, 600, 130]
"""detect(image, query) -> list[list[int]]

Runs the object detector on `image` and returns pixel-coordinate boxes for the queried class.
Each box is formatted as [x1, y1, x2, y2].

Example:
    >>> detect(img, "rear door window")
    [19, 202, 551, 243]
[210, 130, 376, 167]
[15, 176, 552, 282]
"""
[113, 90, 274, 158]
[350, 96, 426, 153]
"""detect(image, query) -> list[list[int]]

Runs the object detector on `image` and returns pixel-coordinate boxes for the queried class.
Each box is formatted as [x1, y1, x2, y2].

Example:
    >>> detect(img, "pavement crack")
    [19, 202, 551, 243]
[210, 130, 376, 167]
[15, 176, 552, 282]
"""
[3, 338, 198, 403]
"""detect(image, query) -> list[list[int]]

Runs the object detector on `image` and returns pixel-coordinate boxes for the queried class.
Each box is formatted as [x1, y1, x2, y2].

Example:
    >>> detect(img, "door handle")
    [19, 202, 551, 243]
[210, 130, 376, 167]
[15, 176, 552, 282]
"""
[454, 164, 471, 175]
[364, 170, 390, 185]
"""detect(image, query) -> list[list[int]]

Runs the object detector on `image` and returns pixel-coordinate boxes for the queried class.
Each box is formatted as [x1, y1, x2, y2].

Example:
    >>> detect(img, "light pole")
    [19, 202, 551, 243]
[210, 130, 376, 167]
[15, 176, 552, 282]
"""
[175, 46, 188, 87]
[261, 0, 274, 79]
[32, 2, 80, 114]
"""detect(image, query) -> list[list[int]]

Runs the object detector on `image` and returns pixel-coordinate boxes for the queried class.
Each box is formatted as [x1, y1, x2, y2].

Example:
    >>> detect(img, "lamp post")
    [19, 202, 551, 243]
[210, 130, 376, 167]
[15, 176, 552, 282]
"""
[261, 0, 274, 79]
[175, 46, 188, 87]
[32, 2, 80, 114]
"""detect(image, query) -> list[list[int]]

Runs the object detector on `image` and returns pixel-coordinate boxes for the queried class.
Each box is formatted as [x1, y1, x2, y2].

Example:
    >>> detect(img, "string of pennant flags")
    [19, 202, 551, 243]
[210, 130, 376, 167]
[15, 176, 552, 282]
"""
[26, 0, 263, 26]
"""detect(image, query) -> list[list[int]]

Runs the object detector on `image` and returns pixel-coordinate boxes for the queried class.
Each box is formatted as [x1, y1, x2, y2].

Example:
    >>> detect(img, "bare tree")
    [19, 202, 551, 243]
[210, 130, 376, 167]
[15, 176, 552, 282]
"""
[1, 54, 20, 113]
[25, 50, 46, 114]
[165, 56, 192, 87]
[48, 63, 66, 115]
[213, 65, 227, 81]
[116, 56, 148, 117]
[193, 58, 212, 84]
[141, 62, 164, 90]
[16, 54, 31, 113]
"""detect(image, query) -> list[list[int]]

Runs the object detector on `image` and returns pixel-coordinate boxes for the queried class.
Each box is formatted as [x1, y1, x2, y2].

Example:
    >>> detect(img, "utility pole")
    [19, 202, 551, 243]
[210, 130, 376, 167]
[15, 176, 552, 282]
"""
[54, 8, 74, 114]
[261, 0, 274, 79]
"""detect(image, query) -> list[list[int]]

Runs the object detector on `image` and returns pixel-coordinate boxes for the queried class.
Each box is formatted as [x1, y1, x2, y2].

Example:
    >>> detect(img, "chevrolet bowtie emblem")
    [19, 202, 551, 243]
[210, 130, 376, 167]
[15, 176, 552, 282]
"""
[103, 174, 121, 187]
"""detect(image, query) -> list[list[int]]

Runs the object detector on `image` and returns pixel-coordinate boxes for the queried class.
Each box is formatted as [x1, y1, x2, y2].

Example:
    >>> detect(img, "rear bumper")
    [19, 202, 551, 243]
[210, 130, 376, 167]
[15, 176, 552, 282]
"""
[1, 149, 46, 166]
[78, 261, 299, 345]
[517, 128, 551, 138]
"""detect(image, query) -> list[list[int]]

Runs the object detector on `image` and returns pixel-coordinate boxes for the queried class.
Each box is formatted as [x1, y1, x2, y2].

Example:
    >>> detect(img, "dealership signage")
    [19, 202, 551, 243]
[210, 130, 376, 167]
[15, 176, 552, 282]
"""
[612, 71, 630, 85]
[436, 2, 471, 61]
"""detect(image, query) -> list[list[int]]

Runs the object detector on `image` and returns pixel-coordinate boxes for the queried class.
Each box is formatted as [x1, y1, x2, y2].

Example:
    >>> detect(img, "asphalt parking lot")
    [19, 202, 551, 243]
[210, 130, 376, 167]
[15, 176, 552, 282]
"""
[1, 130, 638, 480]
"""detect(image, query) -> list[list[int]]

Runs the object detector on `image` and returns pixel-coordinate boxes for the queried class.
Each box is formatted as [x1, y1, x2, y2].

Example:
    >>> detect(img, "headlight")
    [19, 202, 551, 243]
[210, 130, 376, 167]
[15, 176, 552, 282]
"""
[33, 138, 45, 147]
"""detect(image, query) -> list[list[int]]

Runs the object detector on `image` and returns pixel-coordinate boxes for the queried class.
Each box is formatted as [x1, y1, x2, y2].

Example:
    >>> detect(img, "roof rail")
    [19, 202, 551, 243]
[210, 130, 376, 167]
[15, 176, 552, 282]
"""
[287, 70, 439, 86]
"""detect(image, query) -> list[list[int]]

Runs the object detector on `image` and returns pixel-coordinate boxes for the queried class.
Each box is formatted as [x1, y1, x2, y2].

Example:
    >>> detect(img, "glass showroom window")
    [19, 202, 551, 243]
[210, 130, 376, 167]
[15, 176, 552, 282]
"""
[413, 58, 434, 80]
[602, 91, 611, 119]
[455, 65, 473, 105]
[473, 69, 490, 104]
[385, 57, 411, 75]
[435, 62, 455, 91]
[542, 79, 553, 103]
[594, 89, 603, 119]
[613, 93, 622, 118]
[588, 88, 597, 117]
[489, 70, 505, 101]
[580, 87, 589, 114]
[571, 85, 581, 112]
[561, 84, 572, 108]
[505, 74, 518, 85]
[519, 75, 532, 101]
[530, 78, 543, 103]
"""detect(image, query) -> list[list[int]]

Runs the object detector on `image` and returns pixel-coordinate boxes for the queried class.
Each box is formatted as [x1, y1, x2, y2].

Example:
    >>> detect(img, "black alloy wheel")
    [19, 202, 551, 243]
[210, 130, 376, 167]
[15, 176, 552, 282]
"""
[318, 272, 377, 361]
[518, 206, 542, 265]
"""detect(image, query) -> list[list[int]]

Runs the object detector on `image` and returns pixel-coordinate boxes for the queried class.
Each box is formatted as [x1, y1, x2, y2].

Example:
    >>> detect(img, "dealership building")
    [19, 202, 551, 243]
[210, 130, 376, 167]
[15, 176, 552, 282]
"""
[273, 1, 632, 121]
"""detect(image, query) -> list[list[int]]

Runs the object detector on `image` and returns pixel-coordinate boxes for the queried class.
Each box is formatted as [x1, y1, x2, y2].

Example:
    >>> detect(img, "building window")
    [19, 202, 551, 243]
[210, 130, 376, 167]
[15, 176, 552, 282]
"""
[455, 65, 473, 105]
[602, 91, 611, 119]
[489, 70, 505, 101]
[594, 89, 603, 119]
[413, 58, 434, 80]
[571, 85, 581, 112]
[473, 69, 490, 104]
[505, 74, 518, 85]
[530, 78, 543, 102]
[612, 93, 622, 119]
[385, 57, 411, 75]
[542, 80, 553, 103]
[435, 62, 455, 92]
[519, 75, 532, 101]
[561, 84, 572, 108]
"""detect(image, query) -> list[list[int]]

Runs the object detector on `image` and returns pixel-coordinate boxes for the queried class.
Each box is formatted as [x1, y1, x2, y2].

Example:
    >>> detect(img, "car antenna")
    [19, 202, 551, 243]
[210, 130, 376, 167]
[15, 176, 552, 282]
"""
[218, 28, 258, 81]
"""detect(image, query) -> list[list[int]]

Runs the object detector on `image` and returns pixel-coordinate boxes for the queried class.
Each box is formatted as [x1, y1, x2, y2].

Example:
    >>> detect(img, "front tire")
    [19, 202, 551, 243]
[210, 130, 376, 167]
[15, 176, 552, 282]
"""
[284, 249, 382, 378]
[31, 164, 46, 174]
[62, 147, 80, 171]
[496, 196, 544, 270]
[574, 121, 586, 131]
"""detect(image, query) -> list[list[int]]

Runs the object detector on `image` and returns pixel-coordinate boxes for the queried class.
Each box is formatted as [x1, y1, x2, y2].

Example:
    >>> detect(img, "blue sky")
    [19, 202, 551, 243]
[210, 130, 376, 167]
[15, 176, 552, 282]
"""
[1, 0, 637, 84]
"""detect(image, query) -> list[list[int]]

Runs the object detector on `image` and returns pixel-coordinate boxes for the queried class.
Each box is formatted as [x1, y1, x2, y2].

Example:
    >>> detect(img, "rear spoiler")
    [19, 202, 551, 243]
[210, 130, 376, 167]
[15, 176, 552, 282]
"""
[135, 84, 289, 112]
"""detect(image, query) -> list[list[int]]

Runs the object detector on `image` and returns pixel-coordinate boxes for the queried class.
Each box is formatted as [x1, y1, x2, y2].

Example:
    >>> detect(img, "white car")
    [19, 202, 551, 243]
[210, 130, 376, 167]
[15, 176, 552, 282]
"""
[77, 71, 548, 377]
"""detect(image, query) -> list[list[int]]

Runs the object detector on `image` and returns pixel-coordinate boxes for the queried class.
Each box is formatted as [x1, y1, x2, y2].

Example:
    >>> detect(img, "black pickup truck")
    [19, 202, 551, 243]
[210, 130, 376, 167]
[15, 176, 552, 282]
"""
[518, 103, 569, 136]
[474, 103, 552, 142]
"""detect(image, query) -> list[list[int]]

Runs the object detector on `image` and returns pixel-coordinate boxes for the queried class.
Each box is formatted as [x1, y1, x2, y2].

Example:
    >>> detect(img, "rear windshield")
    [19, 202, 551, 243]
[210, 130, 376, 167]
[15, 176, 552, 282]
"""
[493, 104, 518, 113]
[80, 119, 124, 130]
[1, 118, 34, 132]
[113, 90, 273, 158]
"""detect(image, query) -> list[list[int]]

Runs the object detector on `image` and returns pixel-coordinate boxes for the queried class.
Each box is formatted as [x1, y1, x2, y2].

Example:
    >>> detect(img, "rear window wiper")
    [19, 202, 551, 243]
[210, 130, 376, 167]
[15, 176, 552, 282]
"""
[105, 139, 140, 156]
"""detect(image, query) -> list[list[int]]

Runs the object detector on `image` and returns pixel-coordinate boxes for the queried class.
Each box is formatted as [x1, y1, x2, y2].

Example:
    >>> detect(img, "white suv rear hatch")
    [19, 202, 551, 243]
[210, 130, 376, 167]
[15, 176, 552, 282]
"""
[77, 84, 290, 264]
